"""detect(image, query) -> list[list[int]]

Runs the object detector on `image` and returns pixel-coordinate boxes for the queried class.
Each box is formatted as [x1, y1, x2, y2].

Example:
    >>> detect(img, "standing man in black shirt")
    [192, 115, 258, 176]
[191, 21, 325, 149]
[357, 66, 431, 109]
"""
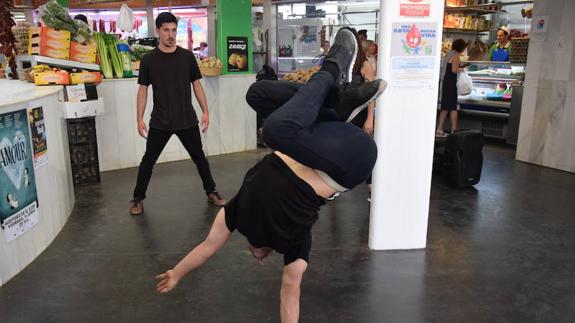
[129, 12, 225, 215]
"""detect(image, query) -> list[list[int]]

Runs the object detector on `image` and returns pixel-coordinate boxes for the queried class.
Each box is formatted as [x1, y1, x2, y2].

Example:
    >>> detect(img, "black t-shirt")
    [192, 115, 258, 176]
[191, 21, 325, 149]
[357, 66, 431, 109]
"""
[224, 153, 325, 265]
[138, 46, 202, 131]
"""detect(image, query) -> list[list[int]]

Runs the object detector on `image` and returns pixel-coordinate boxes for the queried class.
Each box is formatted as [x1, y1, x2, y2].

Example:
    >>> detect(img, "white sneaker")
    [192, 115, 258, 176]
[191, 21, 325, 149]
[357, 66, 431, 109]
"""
[326, 192, 341, 201]
[367, 195, 371, 203]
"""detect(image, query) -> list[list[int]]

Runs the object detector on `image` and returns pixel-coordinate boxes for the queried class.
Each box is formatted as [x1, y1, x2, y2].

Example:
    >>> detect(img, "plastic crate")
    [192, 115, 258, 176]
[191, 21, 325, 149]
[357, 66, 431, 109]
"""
[66, 117, 100, 185]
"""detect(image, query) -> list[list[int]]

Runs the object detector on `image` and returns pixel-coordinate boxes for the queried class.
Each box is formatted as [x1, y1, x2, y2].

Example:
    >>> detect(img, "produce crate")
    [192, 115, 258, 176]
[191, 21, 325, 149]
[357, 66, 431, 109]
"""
[510, 38, 529, 64]
[70, 41, 97, 64]
[66, 117, 101, 185]
[28, 27, 71, 59]
[200, 67, 221, 76]
[34, 71, 70, 85]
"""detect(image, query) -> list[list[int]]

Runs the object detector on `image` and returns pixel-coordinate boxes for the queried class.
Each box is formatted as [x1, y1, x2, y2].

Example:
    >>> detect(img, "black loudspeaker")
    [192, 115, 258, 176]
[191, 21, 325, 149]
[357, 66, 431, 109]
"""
[444, 130, 484, 187]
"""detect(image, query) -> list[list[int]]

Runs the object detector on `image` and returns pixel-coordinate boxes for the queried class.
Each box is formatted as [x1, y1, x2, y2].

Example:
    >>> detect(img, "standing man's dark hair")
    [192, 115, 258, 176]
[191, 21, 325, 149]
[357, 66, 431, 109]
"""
[155, 12, 178, 29]
[129, 11, 226, 215]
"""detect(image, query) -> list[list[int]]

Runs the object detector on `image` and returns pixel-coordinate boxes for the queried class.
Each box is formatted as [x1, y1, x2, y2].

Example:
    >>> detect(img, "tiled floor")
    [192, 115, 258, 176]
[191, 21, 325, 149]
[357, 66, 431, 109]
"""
[1, 145, 574, 322]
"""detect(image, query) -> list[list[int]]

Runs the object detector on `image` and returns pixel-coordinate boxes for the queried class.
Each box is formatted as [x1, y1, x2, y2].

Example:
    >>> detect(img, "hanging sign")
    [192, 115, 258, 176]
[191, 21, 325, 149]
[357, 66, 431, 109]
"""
[400, 0, 431, 17]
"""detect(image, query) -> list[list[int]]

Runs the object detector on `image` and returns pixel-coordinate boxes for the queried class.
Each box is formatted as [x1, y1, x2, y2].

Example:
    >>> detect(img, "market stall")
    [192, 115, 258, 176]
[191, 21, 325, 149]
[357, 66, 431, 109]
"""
[0, 0, 256, 284]
[3, 0, 257, 173]
[441, 0, 533, 144]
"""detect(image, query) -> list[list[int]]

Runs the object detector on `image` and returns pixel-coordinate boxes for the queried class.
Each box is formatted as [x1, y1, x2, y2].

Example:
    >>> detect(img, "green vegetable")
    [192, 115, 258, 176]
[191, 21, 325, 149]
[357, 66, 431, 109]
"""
[41, 0, 92, 43]
[104, 34, 124, 78]
[95, 32, 113, 79]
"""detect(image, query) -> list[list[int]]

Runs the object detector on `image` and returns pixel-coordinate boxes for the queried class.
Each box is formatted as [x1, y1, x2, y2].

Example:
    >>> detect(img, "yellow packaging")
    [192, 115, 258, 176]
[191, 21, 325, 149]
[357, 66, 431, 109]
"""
[70, 41, 97, 63]
[34, 71, 70, 85]
[69, 72, 102, 84]
[28, 27, 71, 57]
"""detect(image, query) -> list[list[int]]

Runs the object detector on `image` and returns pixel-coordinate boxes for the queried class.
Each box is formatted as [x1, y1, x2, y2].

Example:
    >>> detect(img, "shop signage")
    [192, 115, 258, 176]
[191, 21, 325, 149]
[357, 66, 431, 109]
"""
[532, 16, 548, 41]
[390, 22, 438, 88]
[28, 107, 48, 169]
[0, 109, 39, 242]
[400, 0, 431, 17]
[227, 36, 249, 72]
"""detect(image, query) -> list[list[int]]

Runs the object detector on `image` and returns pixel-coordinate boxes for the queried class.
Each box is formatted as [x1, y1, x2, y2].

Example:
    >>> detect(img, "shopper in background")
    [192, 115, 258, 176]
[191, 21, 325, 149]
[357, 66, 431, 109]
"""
[437, 38, 468, 137]
[489, 26, 511, 62]
[73, 14, 88, 24]
[129, 12, 225, 215]
[362, 39, 377, 72]
[155, 28, 385, 323]
[198, 42, 209, 59]
[357, 29, 368, 43]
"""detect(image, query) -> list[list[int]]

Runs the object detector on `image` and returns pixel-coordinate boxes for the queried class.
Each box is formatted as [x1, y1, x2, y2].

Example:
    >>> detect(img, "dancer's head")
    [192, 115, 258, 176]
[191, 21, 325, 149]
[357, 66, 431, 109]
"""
[248, 243, 273, 264]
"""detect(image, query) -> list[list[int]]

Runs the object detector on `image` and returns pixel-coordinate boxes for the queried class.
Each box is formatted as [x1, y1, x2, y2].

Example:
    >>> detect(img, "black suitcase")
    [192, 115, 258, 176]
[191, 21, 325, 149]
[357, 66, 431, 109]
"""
[443, 130, 484, 187]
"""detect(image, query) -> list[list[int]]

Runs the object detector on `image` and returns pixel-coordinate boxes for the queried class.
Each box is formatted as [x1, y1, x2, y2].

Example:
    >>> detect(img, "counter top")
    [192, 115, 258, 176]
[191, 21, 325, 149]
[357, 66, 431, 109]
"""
[0, 80, 61, 107]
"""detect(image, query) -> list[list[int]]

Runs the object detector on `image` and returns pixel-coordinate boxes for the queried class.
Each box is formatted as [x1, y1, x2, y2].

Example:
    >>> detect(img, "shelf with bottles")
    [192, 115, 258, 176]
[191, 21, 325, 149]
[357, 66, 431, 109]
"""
[444, 27, 493, 34]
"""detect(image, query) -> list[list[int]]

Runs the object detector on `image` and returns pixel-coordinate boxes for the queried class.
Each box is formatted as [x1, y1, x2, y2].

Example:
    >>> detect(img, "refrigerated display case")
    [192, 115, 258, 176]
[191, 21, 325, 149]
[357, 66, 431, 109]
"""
[277, 17, 323, 76]
[456, 61, 525, 144]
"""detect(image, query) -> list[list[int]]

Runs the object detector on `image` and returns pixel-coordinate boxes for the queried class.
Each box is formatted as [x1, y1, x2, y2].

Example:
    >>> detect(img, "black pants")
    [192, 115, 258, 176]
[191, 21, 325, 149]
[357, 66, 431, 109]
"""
[133, 126, 216, 200]
[247, 77, 374, 187]
[246, 71, 377, 190]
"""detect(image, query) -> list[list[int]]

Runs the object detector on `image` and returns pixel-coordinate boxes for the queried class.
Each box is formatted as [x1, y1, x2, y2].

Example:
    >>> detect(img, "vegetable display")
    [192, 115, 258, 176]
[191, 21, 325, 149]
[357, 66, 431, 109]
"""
[41, 0, 92, 44]
[94, 32, 126, 79]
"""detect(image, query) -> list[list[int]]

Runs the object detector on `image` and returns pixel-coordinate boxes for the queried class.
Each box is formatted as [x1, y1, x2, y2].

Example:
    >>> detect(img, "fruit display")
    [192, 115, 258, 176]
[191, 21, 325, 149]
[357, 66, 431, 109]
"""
[283, 65, 321, 84]
[198, 56, 223, 69]
[199, 56, 223, 76]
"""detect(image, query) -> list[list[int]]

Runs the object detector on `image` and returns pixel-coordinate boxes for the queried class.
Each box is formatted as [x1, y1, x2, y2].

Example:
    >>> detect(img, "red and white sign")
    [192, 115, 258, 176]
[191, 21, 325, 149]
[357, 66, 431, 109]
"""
[400, 0, 431, 17]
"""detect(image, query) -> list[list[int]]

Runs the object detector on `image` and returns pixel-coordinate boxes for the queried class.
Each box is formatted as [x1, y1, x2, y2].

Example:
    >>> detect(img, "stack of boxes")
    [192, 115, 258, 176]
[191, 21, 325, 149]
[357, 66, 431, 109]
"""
[510, 38, 529, 64]
[28, 27, 71, 59]
[27, 27, 101, 85]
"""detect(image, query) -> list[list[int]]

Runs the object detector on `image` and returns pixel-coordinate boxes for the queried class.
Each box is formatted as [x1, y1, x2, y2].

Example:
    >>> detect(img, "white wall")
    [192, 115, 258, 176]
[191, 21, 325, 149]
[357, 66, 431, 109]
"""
[516, 0, 575, 173]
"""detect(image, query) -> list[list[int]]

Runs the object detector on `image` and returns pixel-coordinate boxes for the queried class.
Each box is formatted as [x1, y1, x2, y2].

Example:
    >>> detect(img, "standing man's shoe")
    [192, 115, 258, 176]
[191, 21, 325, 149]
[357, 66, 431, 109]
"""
[129, 199, 144, 215]
[335, 79, 388, 122]
[324, 27, 358, 85]
[207, 192, 226, 206]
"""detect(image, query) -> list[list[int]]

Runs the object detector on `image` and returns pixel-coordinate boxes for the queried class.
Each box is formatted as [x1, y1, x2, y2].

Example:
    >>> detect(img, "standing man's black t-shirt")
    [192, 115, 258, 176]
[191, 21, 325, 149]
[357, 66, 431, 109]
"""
[137, 46, 203, 131]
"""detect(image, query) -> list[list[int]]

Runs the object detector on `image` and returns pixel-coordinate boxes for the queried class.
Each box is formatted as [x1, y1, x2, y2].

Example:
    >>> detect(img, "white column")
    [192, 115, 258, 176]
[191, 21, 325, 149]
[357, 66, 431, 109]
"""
[207, 6, 217, 57]
[369, 0, 445, 250]
[146, 0, 156, 37]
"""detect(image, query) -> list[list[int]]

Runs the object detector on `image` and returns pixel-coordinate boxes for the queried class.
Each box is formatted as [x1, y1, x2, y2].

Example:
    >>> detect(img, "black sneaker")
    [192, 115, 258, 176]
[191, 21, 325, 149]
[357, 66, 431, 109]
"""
[335, 79, 388, 122]
[324, 27, 358, 85]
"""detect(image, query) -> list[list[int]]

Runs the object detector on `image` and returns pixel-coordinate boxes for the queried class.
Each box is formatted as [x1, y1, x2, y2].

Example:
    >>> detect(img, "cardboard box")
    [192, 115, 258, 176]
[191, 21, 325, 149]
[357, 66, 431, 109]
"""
[28, 27, 71, 58]
[34, 71, 70, 85]
[70, 41, 97, 63]
[69, 71, 102, 84]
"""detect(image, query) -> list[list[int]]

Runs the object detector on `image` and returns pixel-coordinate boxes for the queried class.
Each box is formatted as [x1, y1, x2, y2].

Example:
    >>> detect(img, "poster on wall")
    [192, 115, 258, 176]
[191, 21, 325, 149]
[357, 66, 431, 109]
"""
[227, 36, 249, 72]
[531, 16, 548, 41]
[27, 107, 48, 169]
[390, 22, 438, 88]
[400, 0, 431, 17]
[0, 109, 39, 242]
